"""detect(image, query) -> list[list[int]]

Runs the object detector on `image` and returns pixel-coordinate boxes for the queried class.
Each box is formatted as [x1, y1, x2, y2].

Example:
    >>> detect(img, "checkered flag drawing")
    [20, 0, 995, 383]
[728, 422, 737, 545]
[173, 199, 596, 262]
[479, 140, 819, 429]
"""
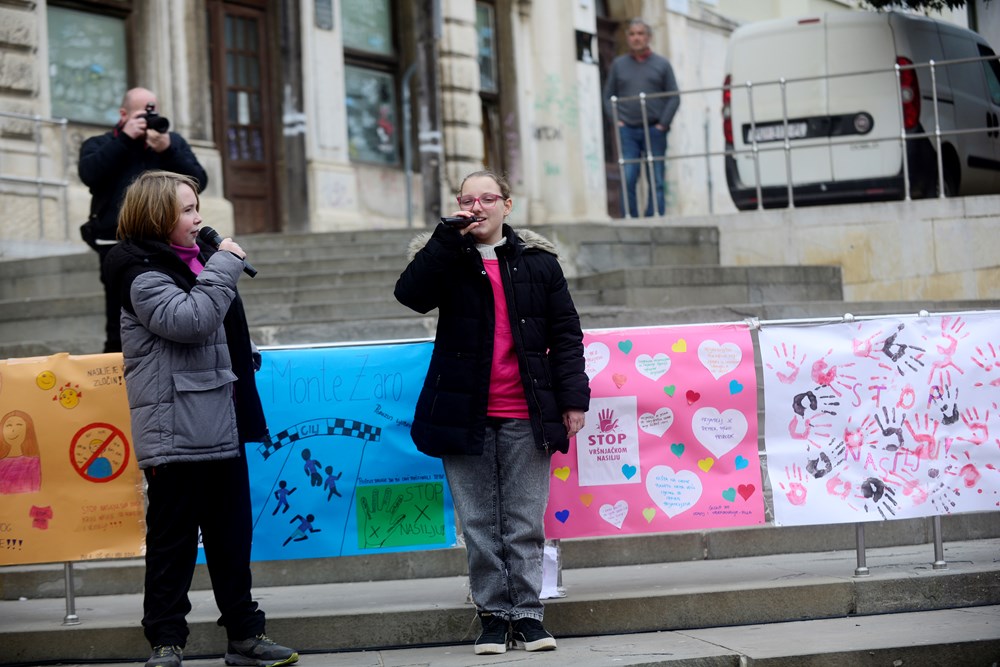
[256, 418, 382, 460]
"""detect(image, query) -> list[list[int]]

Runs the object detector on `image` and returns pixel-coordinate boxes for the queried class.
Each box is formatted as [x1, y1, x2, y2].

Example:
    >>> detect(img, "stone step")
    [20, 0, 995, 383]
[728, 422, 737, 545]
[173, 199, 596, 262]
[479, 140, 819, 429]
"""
[2, 512, 994, 601]
[576, 265, 843, 308]
[42, 606, 1000, 667]
[1, 537, 996, 663]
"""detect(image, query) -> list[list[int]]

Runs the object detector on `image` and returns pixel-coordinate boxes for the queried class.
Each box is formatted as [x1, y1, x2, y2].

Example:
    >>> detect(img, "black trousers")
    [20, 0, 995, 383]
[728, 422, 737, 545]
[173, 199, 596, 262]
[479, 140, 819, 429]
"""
[97, 244, 122, 353]
[142, 453, 265, 648]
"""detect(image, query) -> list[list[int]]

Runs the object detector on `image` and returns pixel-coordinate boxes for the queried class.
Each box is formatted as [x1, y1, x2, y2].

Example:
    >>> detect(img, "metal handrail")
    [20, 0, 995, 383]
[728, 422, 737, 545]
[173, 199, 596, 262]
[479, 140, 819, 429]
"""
[610, 52, 1000, 215]
[0, 111, 71, 241]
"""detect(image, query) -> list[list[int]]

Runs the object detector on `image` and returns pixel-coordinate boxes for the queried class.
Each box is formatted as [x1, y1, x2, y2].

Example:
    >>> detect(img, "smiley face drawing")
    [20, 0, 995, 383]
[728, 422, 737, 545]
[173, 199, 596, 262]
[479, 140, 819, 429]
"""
[54, 383, 82, 409]
[35, 370, 56, 391]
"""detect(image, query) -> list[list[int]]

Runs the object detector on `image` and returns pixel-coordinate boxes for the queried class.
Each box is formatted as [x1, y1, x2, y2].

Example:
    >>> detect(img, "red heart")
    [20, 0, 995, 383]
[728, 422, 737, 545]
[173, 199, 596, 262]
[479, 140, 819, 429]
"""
[685, 390, 700, 405]
[612, 373, 628, 389]
[738, 484, 755, 501]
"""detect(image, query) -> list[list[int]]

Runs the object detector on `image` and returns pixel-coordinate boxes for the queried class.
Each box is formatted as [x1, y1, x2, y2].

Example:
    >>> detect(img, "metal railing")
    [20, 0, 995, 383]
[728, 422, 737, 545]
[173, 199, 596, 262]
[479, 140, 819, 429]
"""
[0, 111, 71, 241]
[609, 52, 1000, 215]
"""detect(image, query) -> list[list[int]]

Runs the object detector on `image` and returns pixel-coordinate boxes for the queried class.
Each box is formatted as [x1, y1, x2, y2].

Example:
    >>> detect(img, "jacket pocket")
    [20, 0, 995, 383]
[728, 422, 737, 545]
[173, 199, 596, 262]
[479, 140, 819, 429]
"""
[172, 369, 238, 450]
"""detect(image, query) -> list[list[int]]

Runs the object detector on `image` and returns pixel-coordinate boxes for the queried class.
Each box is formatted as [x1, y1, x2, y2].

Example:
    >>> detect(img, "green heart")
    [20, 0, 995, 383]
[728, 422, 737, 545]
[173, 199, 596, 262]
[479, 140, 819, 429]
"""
[618, 340, 633, 354]
[663, 385, 676, 396]
[722, 488, 737, 502]
[670, 443, 684, 458]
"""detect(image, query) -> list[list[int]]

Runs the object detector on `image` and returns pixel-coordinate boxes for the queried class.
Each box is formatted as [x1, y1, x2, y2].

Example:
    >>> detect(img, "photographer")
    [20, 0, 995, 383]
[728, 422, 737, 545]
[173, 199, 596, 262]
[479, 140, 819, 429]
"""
[79, 87, 208, 353]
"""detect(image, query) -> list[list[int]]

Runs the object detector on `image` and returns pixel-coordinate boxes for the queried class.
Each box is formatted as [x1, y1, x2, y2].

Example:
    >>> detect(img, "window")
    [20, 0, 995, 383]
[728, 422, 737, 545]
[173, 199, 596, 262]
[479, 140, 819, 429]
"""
[979, 45, 1000, 106]
[476, 1, 502, 171]
[342, 0, 399, 165]
[46, 5, 129, 125]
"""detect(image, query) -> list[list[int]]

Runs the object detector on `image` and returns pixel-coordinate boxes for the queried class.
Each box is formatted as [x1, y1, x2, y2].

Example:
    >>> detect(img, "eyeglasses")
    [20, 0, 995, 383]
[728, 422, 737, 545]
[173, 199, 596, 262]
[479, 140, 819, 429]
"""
[457, 193, 505, 210]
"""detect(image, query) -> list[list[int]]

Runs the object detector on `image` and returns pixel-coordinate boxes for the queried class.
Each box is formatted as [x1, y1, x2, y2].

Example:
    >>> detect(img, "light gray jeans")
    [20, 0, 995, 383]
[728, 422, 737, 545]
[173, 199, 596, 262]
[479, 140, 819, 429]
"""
[443, 418, 550, 621]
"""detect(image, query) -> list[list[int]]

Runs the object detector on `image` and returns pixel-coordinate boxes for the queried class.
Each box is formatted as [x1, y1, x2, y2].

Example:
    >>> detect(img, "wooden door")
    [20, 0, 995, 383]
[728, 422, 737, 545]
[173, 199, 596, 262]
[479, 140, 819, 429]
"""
[207, 0, 279, 234]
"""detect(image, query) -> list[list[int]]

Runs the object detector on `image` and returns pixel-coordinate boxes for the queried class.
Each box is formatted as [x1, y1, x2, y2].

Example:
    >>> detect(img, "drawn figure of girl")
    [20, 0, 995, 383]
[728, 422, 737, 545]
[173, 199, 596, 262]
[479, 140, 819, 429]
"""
[0, 410, 42, 494]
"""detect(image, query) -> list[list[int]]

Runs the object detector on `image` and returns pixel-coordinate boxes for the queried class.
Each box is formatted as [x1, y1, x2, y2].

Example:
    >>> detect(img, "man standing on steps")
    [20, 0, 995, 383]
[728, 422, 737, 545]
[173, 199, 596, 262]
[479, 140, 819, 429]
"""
[79, 87, 208, 353]
[603, 17, 680, 219]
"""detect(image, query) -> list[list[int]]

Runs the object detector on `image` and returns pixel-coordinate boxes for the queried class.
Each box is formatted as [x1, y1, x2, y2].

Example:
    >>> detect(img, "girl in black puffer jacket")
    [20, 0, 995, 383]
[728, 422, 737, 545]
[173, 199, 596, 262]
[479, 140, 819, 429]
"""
[394, 170, 590, 655]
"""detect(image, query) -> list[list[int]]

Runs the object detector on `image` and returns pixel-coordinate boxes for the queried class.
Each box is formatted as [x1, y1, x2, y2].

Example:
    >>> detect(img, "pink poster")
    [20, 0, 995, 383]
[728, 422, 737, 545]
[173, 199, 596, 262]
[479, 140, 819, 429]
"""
[545, 324, 764, 538]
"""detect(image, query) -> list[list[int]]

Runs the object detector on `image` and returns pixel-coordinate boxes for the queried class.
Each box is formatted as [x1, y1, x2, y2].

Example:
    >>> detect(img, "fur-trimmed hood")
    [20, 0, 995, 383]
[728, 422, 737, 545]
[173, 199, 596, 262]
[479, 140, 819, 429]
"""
[405, 227, 558, 261]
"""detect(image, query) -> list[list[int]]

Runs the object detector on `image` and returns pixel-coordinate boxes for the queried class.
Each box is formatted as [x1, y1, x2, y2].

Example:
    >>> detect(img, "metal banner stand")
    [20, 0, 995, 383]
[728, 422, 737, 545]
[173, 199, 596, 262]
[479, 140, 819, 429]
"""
[854, 523, 870, 577]
[62, 562, 80, 625]
[932, 516, 948, 570]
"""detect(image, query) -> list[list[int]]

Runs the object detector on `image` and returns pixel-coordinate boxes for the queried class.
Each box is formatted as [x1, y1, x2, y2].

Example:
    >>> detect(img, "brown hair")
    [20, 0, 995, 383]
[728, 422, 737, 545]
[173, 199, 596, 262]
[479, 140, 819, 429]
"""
[0, 410, 39, 458]
[117, 170, 200, 242]
[459, 169, 512, 200]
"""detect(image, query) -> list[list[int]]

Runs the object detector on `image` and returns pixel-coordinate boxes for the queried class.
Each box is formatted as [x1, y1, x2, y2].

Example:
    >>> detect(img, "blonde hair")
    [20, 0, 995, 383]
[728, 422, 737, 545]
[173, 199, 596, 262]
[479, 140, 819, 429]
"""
[459, 169, 512, 200]
[117, 170, 200, 242]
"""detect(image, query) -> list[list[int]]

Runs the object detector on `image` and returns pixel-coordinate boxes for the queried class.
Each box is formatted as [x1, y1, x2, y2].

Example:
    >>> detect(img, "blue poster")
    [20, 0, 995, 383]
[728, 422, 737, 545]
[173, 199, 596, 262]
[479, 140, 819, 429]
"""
[238, 341, 455, 561]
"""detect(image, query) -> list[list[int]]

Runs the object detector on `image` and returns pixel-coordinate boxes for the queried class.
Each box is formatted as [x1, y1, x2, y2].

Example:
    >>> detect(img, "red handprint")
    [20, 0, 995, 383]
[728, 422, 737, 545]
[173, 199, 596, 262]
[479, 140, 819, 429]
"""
[597, 408, 619, 433]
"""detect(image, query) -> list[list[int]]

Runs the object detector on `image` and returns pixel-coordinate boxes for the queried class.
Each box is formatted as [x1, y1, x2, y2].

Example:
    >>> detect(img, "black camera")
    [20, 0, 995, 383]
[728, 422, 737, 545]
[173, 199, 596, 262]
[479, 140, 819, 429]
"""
[142, 103, 170, 133]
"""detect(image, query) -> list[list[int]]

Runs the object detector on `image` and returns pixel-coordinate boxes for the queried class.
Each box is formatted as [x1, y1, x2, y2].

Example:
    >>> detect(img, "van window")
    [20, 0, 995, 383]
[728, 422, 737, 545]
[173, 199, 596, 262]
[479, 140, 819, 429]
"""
[978, 45, 1000, 106]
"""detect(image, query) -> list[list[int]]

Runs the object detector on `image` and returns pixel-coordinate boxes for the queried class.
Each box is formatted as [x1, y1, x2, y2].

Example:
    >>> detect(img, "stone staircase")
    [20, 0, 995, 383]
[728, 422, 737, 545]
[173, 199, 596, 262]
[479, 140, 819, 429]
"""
[2, 222, 1000, 665]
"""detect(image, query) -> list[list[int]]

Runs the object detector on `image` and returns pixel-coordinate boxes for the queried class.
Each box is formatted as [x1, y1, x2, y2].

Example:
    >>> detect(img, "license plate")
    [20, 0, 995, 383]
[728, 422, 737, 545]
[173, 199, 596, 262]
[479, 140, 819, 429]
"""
[747, 122, 808, 143]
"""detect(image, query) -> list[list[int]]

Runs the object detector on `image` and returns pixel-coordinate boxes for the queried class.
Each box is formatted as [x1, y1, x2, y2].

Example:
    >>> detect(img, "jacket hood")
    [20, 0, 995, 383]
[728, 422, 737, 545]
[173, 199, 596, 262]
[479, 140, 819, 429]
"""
[405, 226, 558, 261]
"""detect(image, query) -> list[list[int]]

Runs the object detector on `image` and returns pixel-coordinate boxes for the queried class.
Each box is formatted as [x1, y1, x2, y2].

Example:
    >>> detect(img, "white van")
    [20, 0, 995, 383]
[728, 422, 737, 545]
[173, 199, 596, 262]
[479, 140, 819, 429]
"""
[722, 11, 1000, 209]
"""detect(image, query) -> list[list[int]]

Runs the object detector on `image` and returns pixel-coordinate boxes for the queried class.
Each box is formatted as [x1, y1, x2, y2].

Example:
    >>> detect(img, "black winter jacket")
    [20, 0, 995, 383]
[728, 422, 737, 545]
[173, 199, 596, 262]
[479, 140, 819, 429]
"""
[394, 223, 590, 457]
[79, 126, 208, 241]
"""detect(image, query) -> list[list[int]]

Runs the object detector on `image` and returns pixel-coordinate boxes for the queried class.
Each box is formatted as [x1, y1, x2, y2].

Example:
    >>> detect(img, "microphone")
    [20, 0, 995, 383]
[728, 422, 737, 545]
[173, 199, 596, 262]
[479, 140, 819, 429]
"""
[198, 226, 257, 278]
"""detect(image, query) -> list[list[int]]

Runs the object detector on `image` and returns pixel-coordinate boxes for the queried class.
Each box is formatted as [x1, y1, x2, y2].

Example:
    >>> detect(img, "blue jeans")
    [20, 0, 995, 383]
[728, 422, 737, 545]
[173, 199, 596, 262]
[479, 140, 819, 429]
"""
[443, 418, 550, 621]
[619, 124, 668, 217]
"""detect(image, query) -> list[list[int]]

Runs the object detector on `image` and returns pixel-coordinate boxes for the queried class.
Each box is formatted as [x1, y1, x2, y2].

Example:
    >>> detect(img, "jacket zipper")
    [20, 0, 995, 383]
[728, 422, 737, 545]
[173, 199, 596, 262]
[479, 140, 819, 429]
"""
[502, 253, 550, 454]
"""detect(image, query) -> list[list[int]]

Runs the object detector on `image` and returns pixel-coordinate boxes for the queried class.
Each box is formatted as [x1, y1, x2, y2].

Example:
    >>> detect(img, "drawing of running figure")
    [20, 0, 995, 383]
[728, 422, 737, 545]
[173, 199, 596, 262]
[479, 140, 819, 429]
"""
[272, 480, 297, 515]
[301, 448, 323, 487]
[323, 466, 343, 500]
[283, 513, 321, 547]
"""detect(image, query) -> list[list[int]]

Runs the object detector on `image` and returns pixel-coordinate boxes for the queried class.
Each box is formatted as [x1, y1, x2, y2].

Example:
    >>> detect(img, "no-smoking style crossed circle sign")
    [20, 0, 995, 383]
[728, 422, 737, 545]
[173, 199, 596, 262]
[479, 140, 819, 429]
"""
[69, 422, 131, 483]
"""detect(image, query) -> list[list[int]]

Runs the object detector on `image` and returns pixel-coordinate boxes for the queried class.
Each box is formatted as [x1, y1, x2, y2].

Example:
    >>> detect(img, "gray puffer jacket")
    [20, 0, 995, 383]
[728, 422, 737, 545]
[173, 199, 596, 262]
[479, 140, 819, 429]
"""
[104, 238, 266, 469]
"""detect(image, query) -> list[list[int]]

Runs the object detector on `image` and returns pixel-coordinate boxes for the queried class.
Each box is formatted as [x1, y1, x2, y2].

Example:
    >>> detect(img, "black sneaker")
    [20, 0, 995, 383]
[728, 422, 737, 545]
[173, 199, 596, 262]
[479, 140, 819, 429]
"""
[145, 645, 182, 667]
[224, 633, 298, 666]
[511, 617, 557, 651]
[474, 612, 510, 655]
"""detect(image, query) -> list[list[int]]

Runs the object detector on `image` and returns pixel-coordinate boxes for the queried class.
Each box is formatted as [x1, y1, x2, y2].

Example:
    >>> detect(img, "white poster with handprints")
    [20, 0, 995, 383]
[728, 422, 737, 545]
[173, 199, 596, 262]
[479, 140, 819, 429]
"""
[577, 395, 641, 486]
[759, 312, 1000, 526]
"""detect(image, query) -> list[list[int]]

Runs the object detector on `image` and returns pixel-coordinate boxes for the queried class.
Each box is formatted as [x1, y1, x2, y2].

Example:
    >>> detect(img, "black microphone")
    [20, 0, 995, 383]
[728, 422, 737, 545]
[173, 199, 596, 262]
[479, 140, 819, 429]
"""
[198, 226, 257, 278]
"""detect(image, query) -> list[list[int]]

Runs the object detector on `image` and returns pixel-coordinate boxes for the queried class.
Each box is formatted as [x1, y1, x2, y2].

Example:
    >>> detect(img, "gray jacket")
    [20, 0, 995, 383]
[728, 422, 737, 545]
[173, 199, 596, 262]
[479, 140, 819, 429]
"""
[107, 241, 253, 469]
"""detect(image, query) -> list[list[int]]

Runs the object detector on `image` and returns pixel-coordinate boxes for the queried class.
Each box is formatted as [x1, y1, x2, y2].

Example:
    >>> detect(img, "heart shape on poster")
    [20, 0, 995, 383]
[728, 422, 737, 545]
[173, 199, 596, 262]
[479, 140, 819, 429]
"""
[638, 407, 674, 438]
[599, 500, 629, 529]
[698, 340, 743, 380]
[584, 342, 610, 381]
[672, 339, 687, 353]
[621, 464, 637, 480]
[738, 484, 756, 501]
[618, 340, 633, 355]
[670, 442, 685, 458]
[735, 455, 749, 470]
[729, 379, 744, 395]
[698, 457, 715, 472]
[686, 390, 700, 405]
[645, 465, 703, 518]
[663, 385, 676, 396]
[579, 493, 594, 507]
[692, 407, 749, 459]
[555, 509, 570, 523]
[642, 507, 657, 523]
[722, 488, 737, 502]
[612, 373, 628, 389]
[635, 353, 671, 381]
[553, 466, 571, 482]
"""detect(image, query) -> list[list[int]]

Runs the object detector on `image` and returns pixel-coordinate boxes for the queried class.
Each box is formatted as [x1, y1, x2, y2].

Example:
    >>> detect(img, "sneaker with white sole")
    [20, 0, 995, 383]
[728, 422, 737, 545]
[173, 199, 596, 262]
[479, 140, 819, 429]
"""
[511, 617, 557, 651]
[474, 612, 510, 655]
[145, 645, 183, 667]
[224, 633, 298, 667]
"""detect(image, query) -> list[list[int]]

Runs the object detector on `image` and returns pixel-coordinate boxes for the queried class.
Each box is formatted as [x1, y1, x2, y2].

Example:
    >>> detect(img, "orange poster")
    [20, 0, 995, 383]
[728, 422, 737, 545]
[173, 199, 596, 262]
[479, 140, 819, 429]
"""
[0, 352, 144, 565]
